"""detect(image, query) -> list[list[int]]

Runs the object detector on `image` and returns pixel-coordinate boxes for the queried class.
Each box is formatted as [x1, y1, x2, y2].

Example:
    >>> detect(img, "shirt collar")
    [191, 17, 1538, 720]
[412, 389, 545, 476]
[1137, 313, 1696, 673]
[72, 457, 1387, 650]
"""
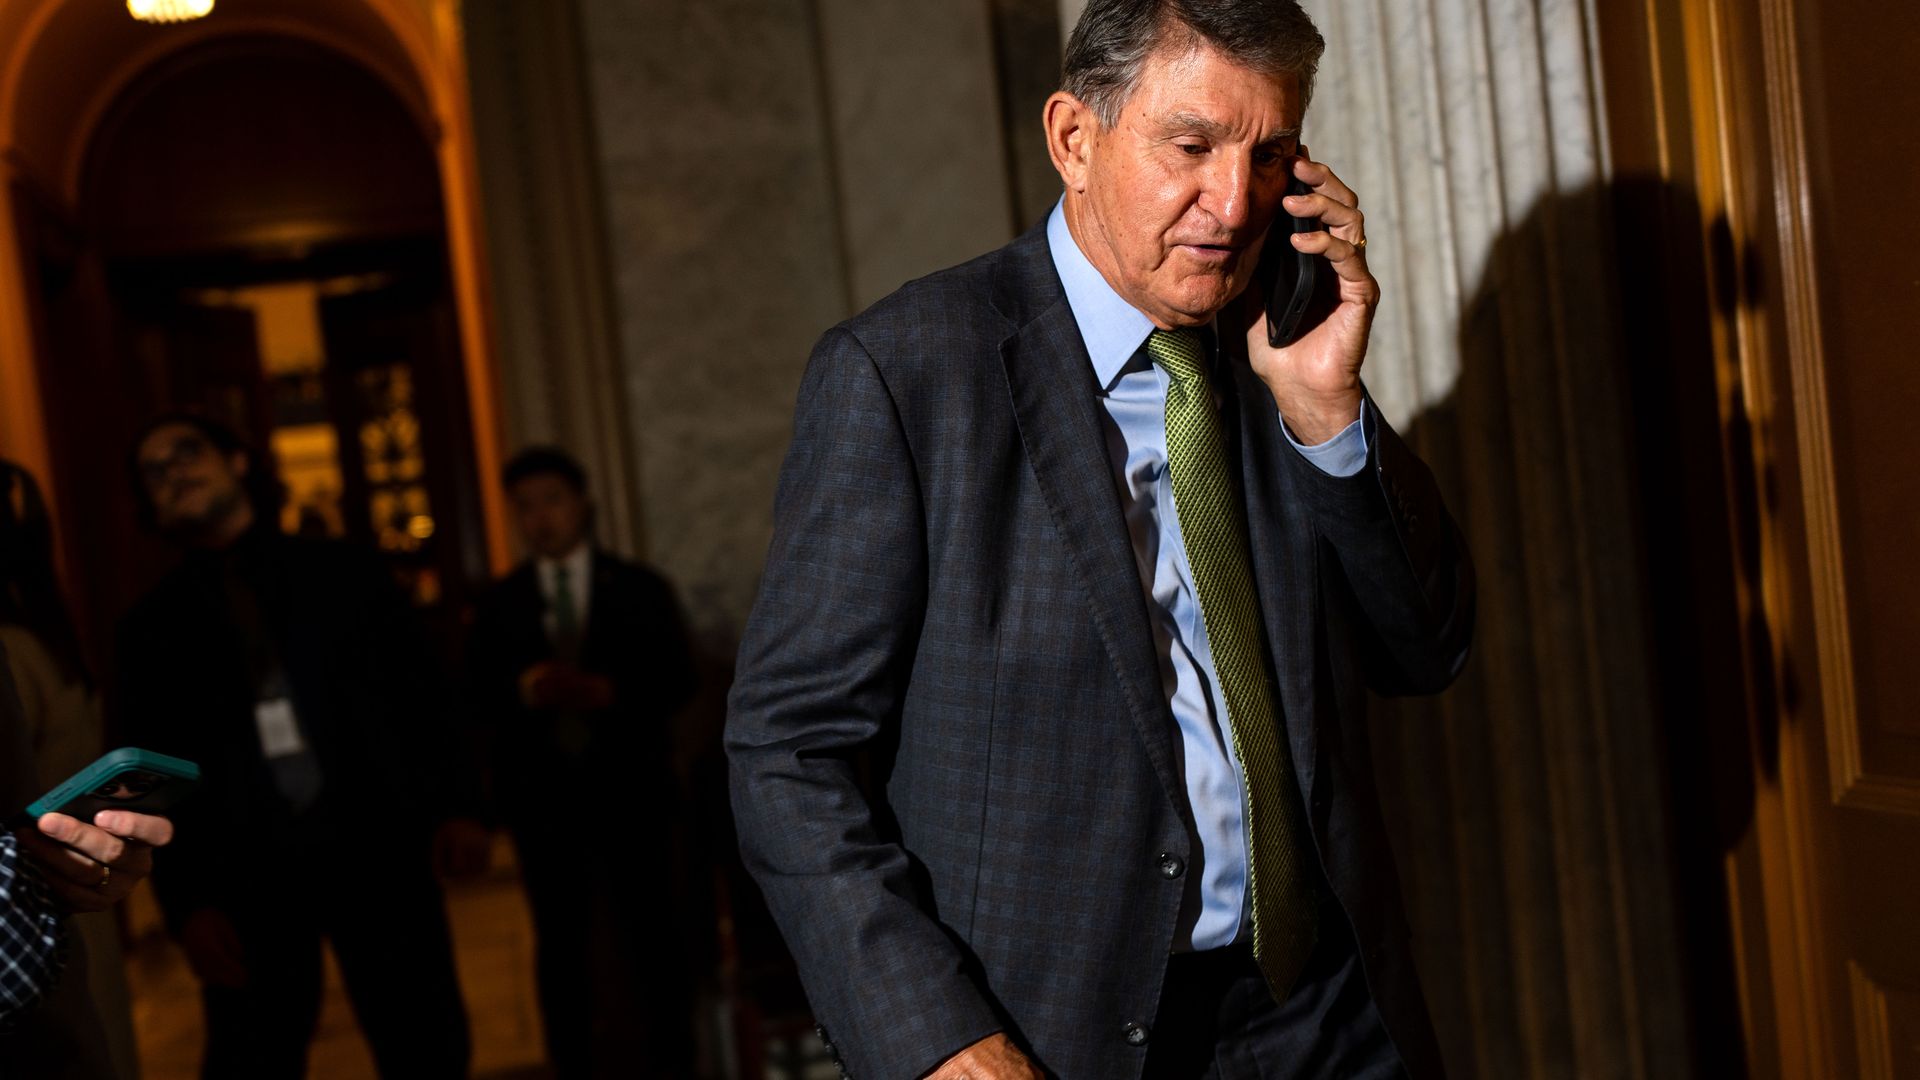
[1046, 199, 1156, 391]
[537, 543, 592, 590]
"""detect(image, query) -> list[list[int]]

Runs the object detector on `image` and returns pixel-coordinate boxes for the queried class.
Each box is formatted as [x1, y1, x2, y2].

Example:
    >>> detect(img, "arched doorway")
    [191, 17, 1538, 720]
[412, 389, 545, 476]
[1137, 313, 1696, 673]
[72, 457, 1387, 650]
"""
[0, 7, 549, 1073]
[0, 0, 508, 656]
[46, 36, 486, 643]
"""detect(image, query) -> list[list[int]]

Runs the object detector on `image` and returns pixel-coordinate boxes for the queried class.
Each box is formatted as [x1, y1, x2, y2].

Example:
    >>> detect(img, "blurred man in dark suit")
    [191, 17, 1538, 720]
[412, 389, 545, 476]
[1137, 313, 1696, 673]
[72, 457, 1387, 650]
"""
[116, 414, 486, 1080]
[465, 447, 697, 1079]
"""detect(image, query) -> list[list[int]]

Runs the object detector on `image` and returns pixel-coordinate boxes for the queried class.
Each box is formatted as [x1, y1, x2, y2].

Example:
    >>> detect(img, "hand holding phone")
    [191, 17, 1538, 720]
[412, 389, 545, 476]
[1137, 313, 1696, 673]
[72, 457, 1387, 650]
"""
[8, 748, 193, 911]
[13, 807, 175, 912]
[1246, 152, 1378, 444]
[1261, 175, 1338, 348]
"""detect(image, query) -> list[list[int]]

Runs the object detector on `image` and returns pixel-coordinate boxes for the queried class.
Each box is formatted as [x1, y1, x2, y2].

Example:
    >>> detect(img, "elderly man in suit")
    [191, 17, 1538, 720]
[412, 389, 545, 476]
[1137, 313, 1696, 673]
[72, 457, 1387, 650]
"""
[726, 1, 1474, 1077]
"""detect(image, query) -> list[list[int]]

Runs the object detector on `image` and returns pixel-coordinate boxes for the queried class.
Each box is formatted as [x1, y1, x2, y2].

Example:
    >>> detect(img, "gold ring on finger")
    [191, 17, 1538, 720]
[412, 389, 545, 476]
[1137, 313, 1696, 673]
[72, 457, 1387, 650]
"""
[97, 864, 111, 890]
[1352, 236, 1368, 252]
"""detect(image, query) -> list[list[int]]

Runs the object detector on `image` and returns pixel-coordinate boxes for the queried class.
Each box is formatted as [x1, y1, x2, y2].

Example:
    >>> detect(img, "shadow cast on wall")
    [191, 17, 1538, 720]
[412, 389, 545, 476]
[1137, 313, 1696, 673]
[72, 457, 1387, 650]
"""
[1370, 177, 1763, 1078]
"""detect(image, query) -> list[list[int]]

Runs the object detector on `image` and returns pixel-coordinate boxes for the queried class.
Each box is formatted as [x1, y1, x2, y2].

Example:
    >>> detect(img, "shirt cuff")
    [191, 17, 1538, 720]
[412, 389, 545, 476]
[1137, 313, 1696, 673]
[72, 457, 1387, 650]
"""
[0, 833, 68, 1031]
[1281, 400, 1371, 478]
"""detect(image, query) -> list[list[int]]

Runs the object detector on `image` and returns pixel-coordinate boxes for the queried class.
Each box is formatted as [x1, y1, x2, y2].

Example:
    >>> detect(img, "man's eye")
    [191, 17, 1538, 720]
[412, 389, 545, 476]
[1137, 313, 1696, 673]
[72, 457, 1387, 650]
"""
[1255, 144, 1298, 167]
[1177, 143, 1207, 156]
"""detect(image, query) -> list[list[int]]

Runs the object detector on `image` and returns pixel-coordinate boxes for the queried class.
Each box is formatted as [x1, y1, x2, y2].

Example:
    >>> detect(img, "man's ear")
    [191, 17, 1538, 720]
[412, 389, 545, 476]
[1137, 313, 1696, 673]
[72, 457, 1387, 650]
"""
[1044, 91, 1097, 193]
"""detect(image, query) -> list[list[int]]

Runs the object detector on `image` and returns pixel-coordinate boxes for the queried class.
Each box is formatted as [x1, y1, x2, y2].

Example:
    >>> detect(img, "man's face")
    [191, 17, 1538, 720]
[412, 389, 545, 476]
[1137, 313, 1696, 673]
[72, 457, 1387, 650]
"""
[136, 423, 249, 537]
[1070, 41, 1303, 327]
[508, 473, 591, 560]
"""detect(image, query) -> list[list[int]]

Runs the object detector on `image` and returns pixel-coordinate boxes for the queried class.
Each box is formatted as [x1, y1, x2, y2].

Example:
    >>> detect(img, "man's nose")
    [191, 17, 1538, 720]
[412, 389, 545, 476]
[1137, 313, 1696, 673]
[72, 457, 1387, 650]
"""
[1201, 155, 1255, 231]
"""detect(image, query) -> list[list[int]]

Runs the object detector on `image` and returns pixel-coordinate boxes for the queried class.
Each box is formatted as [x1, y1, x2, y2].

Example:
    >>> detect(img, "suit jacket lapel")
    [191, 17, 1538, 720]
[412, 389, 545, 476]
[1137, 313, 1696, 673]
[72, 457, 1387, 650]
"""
[1228, 359, 1322, 793]
[507, 563, 555, 662]
[579, 551, 614, 668]
[993, 229, 1187, 814]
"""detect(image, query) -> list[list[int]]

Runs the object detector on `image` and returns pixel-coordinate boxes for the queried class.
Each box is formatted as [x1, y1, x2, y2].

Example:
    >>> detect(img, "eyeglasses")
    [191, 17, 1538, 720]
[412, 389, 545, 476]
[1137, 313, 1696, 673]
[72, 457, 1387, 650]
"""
[138, 433, 211, 487]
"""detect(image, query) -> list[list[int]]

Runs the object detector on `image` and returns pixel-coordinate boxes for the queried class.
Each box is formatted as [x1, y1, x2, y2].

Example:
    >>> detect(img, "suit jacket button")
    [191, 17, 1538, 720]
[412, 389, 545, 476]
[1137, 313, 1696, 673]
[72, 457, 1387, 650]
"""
[1158, 853, 1185, 879]
[1123, 1020, 1151, 1046]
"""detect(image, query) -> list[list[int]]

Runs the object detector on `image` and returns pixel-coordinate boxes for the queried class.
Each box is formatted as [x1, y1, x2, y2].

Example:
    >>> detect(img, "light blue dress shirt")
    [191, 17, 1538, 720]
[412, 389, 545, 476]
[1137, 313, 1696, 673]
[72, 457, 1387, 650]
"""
[1045, 200, 1368, 951]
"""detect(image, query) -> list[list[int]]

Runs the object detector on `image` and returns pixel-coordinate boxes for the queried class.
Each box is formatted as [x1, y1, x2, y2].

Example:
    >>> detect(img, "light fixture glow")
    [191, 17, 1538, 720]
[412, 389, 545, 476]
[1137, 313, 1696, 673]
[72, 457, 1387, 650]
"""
[127, 0, 214, 24]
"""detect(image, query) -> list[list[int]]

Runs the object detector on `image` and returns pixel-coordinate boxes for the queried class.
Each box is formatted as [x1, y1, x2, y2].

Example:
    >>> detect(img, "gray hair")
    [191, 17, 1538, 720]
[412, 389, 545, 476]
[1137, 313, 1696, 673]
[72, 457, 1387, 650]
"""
[1062, 0, 1326, 127]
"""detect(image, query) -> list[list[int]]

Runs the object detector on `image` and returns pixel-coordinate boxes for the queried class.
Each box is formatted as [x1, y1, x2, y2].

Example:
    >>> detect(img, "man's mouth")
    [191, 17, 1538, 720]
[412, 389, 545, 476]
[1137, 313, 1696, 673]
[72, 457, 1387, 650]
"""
[1176, 242, 1241, 265]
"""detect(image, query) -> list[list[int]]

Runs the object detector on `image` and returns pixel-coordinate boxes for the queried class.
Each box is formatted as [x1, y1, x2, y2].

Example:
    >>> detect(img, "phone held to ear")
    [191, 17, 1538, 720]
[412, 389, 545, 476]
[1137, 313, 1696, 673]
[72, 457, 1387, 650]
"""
[1260, 176, 1340, 348]
[7, 747, 201, 830]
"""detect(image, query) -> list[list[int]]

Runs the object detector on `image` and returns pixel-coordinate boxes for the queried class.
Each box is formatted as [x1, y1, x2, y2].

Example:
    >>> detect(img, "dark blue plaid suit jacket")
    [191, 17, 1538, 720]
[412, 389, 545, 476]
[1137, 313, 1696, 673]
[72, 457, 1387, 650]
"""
[727, 220, 1474, 1079]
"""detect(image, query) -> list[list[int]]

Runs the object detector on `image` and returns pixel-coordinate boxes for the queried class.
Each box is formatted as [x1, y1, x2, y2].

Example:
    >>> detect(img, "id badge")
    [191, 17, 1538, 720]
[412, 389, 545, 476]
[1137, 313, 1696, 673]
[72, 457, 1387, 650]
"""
[254, 698, 311, 759]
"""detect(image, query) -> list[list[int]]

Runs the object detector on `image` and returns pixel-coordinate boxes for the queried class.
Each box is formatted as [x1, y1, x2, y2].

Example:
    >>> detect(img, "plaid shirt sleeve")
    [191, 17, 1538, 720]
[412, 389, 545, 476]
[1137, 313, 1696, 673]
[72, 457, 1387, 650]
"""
[0, 831, 66, 1030]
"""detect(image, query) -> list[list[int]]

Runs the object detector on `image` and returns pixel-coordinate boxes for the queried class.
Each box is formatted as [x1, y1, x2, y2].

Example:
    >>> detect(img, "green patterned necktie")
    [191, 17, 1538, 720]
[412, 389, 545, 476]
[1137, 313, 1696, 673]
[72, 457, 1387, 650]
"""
[1146, 327, 1319, 1002]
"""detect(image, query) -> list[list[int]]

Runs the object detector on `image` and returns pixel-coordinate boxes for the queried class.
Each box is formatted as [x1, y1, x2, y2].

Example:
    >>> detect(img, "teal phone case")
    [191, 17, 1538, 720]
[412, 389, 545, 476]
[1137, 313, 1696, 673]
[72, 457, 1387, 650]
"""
[15, 747, 201, 826]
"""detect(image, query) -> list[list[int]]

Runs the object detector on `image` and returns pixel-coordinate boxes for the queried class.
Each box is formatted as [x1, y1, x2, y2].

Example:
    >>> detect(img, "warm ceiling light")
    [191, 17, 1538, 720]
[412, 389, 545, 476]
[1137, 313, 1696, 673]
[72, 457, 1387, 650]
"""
[127, 0, 214, 24]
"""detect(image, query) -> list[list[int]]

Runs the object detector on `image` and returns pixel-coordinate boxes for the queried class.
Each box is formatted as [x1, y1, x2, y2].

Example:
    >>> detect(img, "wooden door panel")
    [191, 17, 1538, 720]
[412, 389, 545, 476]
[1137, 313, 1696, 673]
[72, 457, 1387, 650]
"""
[1627, 0, 1920, 1074]
[1795, 0, 1920, 800]
[1770, 0, 1920, 1072]
[1848, 945, 1920, 1078]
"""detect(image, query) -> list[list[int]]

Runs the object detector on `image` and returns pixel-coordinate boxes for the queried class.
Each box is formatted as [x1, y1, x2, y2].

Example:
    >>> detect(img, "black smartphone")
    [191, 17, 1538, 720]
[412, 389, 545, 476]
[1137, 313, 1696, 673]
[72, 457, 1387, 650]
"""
[1259, 176, 1338, 347]
[6, 747, 201, 829]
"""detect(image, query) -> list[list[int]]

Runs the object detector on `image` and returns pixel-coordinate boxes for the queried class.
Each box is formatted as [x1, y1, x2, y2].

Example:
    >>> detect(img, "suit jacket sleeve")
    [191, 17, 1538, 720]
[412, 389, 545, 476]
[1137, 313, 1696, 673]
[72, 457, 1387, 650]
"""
[1283, 392, 1475, 695]
[726, 327, 1003, 1079]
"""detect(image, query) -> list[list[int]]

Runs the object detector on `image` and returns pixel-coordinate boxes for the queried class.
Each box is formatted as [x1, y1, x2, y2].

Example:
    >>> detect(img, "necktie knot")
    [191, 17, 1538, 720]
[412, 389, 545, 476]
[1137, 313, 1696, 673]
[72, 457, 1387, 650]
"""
[1145, 327, 1208, 384]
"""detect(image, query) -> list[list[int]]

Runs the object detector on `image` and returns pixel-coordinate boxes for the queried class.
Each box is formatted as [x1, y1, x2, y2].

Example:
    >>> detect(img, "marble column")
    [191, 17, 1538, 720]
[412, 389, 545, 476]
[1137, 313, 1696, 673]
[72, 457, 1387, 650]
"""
[1299, 0, 1692, 1075]
[572, 0, 1020, 648]
[1058, 0, 1086, 43]
[573, 0, 851, 645]
[990, 0, 1067, 229]
[464, 0, 643, 558]
[811, 0, 1017, 309]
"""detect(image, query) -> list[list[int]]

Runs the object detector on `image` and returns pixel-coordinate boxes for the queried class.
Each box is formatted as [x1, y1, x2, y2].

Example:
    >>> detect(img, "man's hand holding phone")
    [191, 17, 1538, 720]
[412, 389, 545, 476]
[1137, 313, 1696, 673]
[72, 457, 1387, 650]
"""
[13, 808, 174, 913]
[1246, 149, 1377, 445]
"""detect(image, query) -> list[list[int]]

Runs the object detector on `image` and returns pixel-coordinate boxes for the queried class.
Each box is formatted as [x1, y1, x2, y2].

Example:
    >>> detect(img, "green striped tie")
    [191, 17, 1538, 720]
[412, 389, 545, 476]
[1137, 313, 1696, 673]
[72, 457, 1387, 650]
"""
[1147, 327, 1319, 1002]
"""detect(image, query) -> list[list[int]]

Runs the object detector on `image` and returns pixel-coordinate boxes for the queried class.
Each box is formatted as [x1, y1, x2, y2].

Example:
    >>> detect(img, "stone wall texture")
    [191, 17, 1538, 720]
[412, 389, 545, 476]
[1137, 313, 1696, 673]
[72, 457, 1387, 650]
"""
[575, 0, 1026, 651]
